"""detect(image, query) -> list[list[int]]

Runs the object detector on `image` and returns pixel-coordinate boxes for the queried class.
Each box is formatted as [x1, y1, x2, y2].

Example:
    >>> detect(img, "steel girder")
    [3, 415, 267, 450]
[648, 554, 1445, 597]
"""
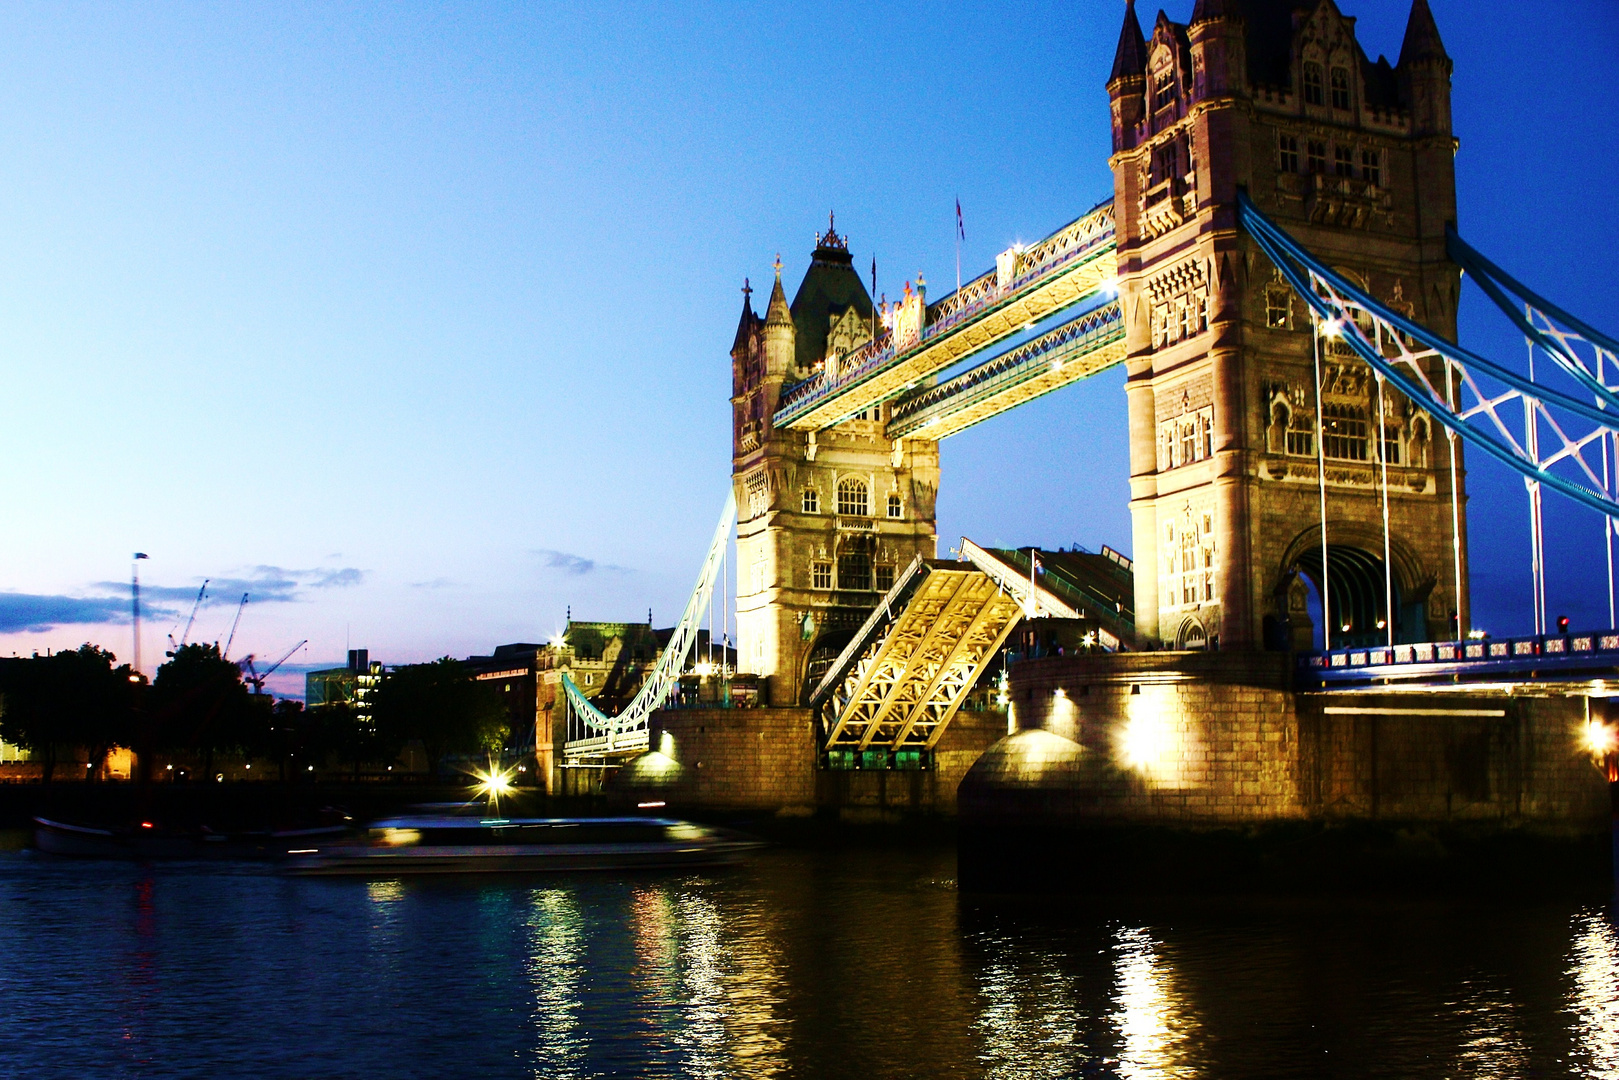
[774, 204, 1118, 432]
[820, 564, 1023, 752]
[885, 301, 1126, 440]
[1238, 193, 1619, 521]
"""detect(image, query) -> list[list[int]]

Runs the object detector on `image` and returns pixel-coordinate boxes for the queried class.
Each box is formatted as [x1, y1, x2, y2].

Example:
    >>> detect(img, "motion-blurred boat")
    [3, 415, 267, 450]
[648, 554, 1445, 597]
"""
[284, 815, 762, 875]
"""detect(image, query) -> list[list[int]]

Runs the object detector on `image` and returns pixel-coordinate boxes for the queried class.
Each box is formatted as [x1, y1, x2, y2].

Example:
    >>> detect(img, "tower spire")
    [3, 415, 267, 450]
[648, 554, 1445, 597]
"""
[1397, 0, 1449, 68]
[731, 276, 758, 356]
[1108, 0, 1147, 85]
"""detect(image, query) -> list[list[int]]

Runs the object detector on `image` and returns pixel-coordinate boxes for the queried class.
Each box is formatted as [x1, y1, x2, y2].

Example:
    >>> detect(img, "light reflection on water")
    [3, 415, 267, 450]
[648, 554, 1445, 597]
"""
[0, 849, 1615, 1078]
[1110, 926, 1197, 1079]
[1568, 912, 1619, 1079]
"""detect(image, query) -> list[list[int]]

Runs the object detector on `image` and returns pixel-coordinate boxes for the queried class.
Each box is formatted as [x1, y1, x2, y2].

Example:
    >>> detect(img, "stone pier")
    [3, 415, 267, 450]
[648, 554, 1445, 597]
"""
[957, 651, 1611, 888]
[609, 706, 1006, 821]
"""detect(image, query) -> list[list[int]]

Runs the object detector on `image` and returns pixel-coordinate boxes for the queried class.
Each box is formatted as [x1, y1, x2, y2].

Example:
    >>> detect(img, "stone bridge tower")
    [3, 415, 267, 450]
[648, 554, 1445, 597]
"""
[731, 222, 941, 704]
[1108, 0, 1468, 650]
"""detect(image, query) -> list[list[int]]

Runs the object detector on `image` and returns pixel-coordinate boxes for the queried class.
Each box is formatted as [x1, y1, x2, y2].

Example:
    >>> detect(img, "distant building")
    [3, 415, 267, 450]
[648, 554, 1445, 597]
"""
[305, 649, 382, 720]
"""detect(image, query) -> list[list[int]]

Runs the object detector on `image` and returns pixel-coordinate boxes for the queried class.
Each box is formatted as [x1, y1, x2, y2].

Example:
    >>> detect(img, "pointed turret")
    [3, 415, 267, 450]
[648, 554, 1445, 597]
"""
[1108, 1, 1148, 152]
[764, 266, 792, 328]
[1397, 0, 1452, 136]
[731, 279, 758, 358]
[762, 257, 795, 379]
[1188, 0, 1245, 100]
[1397, 0, 1449, 69]
[1189, 0, 1234, 24]
[1108, 0, 1147, 84]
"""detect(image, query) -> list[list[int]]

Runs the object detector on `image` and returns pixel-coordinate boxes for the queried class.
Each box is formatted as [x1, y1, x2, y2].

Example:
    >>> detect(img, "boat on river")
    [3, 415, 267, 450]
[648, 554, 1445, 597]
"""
[32, 815, 349, 860]
[283, 815, 763, 876]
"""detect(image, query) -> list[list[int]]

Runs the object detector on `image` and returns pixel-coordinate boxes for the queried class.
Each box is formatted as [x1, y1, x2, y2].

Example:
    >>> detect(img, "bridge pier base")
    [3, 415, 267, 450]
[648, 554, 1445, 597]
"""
[958, 652, 1612, 891]
[606, 706, 1006, 820]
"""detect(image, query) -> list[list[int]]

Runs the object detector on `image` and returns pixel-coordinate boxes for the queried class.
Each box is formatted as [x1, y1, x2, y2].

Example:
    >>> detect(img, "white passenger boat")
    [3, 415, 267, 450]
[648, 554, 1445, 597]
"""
[284, 815, 762, 876]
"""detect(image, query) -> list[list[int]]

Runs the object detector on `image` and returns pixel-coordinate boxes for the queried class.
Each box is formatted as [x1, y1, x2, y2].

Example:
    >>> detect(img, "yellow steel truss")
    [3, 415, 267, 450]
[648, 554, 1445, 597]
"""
[822, 568, 1023, 751]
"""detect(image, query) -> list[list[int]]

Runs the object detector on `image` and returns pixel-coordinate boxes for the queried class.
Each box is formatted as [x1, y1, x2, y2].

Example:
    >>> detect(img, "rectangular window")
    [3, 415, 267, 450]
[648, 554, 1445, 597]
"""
[1154, 75, 1176, 110]
[1361, 149, 1381, 186]
[1181, 422, 1197, 465]
[802, 488, 818, 514]
[838, 553, 871, 592]
[1277, 134, 1299, 174]
[1303, 62, 1324, 106]
[874, 565, 895, 593]
[1286, 427, 1313, 456]
[1330, 67, 1351, 110]
[1323, 405, 1369, 461]
[1334, 145, 1354, 177]
[1307, 140, 1327, 174]
[812, 561, 832, 590]
[1382, 429, 1402, 465]
[1267, 291, 1290, 329]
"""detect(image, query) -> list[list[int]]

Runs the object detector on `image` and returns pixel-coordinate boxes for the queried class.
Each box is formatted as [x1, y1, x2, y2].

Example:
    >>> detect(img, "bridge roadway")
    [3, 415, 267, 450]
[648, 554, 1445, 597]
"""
[1300, 630, 1619, 693]
[773, 201, 1119, 435]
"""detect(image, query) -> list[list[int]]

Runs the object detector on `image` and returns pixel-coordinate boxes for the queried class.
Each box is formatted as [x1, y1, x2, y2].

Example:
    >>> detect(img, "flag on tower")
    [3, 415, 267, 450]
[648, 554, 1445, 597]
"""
[955, 197, 965, 242]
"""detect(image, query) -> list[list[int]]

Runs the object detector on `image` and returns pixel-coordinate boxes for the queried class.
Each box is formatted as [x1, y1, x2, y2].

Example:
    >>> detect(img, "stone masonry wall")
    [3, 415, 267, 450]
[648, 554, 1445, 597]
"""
[609, 705, 1007, 817]
[960, 652, 1609, 834]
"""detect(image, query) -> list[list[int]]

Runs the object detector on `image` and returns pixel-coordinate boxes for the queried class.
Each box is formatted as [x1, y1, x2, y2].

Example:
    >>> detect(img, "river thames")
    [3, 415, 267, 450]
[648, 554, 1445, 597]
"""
[0, 845, 1615, 1078]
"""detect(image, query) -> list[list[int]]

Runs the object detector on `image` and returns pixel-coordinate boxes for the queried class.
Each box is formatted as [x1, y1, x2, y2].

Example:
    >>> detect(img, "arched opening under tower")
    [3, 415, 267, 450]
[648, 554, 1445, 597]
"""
[1275, 544, 1432, 650]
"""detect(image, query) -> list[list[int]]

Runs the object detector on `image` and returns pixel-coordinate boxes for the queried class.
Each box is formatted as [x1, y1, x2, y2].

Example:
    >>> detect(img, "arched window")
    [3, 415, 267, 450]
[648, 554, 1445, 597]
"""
[802, 488, 819, 514]
[887, 492, 902, 518]
[1330, 67, 1351, 110]
[837, 477, 869, 517]
[1303, 62, 1324, 106]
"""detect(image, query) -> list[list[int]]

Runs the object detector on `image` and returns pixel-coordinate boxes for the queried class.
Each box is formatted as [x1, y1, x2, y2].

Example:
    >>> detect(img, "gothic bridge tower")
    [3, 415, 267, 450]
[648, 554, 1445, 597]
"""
[1109, 0, 1468, 650]
[731, 221, 941, 704]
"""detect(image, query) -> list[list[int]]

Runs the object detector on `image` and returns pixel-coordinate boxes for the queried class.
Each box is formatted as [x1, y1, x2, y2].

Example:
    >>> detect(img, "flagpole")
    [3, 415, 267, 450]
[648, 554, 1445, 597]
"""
[955, 197, 963, 295]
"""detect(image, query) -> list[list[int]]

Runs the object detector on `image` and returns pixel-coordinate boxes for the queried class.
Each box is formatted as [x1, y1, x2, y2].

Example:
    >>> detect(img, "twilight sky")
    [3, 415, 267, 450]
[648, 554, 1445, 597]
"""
[1, 1, 1615, 694]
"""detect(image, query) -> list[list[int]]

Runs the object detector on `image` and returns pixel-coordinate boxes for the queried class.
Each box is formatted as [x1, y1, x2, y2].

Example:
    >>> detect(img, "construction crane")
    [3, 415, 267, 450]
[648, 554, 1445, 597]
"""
[220, 593, 249, 661]
[240, 639, 307, 696]
[166, 580, 209, 657]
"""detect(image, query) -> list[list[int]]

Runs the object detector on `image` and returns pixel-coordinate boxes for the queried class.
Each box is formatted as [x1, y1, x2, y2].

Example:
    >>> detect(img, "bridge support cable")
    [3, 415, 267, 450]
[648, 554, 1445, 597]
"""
[1449, 227, 1619, 629]
[561, 491, 735, 760]
[1238, 194, 1619, 539]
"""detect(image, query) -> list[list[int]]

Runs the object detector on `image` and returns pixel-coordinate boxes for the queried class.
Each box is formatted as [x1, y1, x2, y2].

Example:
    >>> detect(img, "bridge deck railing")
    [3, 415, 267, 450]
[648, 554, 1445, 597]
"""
[1299, 630, 1619, 688]
[773, 203, 1116, 427]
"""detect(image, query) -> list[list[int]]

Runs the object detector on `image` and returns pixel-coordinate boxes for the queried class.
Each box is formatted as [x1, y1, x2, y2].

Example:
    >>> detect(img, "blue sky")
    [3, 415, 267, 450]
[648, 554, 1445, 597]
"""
[0, 1, 1614, 691]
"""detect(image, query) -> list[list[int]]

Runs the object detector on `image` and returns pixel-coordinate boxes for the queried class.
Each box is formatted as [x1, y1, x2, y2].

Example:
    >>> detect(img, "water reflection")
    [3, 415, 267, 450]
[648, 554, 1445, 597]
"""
[971, 928, 1089, 1078]
[1447, 979, 1529, 1078]
[527, 888, 588, 1078]
[1567, 911, 1619, 1079]
[5, 852, 1619, 1078]
[1110, 926, 1197, 1079]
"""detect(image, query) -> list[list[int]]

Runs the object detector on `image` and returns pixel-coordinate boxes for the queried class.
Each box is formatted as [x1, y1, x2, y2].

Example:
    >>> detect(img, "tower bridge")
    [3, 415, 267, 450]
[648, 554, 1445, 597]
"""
[560, 0, 1617, 851]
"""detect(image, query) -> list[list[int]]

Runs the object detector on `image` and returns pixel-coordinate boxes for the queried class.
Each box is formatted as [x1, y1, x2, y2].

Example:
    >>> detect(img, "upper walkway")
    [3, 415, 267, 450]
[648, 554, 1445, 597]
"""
[773, 201, 1118, 433]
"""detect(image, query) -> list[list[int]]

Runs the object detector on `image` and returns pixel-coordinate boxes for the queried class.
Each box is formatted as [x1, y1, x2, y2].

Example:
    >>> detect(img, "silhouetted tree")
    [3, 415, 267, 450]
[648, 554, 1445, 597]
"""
[150, 643, 254, 777]
[370, 658, 508, 778]
[0, 645, 136, 781]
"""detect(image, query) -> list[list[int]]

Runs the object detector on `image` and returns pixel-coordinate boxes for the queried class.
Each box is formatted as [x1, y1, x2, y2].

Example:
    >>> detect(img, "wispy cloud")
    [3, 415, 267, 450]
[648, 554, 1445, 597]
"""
[411, 577, 461, 590]
[532, 549, 631, 576]
[93, 565, 365, 607]
[0, 593, 130, 634]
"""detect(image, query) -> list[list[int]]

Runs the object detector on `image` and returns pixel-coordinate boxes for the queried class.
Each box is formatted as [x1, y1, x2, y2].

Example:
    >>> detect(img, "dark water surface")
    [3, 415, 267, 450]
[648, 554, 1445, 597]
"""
[1, 846, 1616, 1078]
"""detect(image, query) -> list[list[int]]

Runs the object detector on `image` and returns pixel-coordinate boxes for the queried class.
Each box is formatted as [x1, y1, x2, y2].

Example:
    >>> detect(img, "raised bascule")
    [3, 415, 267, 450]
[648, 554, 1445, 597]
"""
[560, 0, 1618, 855]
